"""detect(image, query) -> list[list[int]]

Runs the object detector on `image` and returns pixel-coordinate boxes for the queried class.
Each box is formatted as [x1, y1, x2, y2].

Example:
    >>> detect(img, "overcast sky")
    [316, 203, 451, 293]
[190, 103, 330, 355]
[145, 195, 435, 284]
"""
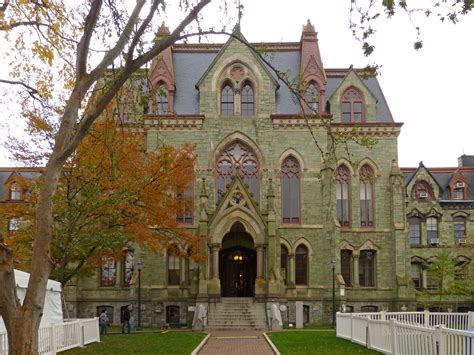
[1, 1, 473, 168]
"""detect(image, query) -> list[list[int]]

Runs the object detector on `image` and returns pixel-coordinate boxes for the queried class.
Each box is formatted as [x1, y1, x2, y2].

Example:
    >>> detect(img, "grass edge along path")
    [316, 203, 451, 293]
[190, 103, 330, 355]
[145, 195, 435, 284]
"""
[64, 331, 207, 354]
[267, 330, 379, 355]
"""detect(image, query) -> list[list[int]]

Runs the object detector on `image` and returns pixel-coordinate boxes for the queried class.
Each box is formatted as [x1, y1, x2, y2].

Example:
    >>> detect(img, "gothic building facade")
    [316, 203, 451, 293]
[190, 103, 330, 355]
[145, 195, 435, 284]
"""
[2, 21, 473, 327]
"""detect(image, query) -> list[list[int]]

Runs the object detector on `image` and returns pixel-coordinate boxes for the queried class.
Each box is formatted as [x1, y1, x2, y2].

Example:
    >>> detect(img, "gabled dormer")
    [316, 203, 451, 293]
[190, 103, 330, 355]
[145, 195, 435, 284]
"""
[300, 20, 327, 114]
[148, 23, 176, 114]
[406, 162, 442, 202]
[448, 169, 468, 200]
[4, 171, 28, 201]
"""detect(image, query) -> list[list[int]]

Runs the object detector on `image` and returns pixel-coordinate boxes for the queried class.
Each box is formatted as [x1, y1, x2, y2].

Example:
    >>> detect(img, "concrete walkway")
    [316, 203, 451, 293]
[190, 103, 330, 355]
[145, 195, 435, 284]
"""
[198, 331, 275, 355]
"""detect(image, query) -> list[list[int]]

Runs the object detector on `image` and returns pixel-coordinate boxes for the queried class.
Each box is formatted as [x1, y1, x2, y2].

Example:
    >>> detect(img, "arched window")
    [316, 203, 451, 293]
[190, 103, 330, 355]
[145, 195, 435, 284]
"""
[336, 165, 351, 227]
[409, 217, 421, 245]
[305, 81, 319, 113]
[359, 250, 376, 287]
[176, 181, 194, 224]
[454, 216, 466, 244]
[123, 251, 134, 287]
[155, 83, 169, 114]
[280, 245, 289, 285]
[341, 250, 352, 287]
[295, 245, 308, 285]
[341, 87, 364, 122]
[426, 217, 439, 245]
[10, 183, 21, 200]
[359, 164, 374, 227]
[281, 156, 301, 224]
[216, 141, 259, 202]
[100, 257, 116, 287]
[168, 246, 181, 286]
[221, 82, 234, 116]
[411, 180, 435, 201]
[241, 82, 254, 116]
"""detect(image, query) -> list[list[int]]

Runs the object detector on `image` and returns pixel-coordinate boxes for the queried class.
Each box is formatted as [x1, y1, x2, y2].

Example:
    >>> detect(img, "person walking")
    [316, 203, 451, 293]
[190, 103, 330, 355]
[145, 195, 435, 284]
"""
[122, 304, 132, 334]
[99, 309, 110, 336]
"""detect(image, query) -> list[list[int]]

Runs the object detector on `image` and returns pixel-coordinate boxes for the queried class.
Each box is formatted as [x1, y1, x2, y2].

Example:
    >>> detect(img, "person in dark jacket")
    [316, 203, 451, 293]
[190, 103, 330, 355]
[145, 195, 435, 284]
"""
[99, 309, 110, 335]
[122, 304, 132, 334]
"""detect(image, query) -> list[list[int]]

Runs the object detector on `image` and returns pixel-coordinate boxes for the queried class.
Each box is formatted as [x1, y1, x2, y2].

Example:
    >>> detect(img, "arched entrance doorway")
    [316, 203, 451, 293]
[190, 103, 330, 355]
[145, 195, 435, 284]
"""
[219, 222, 256, 297]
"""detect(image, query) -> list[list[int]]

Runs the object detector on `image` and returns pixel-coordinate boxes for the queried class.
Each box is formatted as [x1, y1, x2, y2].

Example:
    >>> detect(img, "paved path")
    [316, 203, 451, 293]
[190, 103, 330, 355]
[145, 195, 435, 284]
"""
[198, 331, 275, 355]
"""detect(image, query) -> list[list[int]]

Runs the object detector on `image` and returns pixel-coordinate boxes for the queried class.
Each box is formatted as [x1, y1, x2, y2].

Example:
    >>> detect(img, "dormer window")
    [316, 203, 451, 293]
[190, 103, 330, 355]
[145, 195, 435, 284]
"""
[10, 183, 21, 200]
[411, 180, 435, 201]
[305, 81, 319, 113]
[221, 82, 234, 116]
[341, 87, 364, 123]
[241, 82, 254, 116]
[155, 83, 169, 114]
[452, 181, 465, 200]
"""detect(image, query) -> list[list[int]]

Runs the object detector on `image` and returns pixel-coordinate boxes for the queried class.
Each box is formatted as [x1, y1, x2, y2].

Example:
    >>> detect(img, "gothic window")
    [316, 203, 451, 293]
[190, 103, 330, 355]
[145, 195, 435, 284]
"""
[359, 164, 374, 227]
[336, 165, 351, 227]
[8, 218, 20, 232]
[454, 216, 466, 244]
[426, 217, 439, 244]
[341, 87, 364, 123]
[409, 217, 422, 245]
[281, 245, 289, 285]
[216, 141, 259, 202]
[411, 262, 422, 290]
[305, 81, 319, 113]
[123, 251, 134, 287]
[281, 156, 301, 224]
[411, 180, 435, 201]
[10, 183, 21, 200]
[341, 250, 352, 287]
[168, 245, 180, 286]
[221, 82, 234, 116]
[241, 82, 254, 116]
[359, 250, 376, 287]
[295, 245, 308, 285]
[155, 83, 169, 114]
[176, 182, 194, 225]
[100, 257, 116, 287]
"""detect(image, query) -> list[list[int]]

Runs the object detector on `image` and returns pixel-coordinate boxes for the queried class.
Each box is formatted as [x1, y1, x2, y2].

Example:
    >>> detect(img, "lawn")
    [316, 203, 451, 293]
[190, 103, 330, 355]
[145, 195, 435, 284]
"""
[64, 331, 206, 354]
[268, 330, 379, 355]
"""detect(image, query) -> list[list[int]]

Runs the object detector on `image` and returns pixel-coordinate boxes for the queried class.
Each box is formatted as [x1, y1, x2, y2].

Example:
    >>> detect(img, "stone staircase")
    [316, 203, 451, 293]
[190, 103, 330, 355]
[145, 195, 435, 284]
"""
[206, 297, 268, 331]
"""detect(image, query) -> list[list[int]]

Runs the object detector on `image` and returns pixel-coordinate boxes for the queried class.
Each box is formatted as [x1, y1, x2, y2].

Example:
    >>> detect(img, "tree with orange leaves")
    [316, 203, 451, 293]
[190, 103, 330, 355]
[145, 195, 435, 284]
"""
[1, 118, 197, 288]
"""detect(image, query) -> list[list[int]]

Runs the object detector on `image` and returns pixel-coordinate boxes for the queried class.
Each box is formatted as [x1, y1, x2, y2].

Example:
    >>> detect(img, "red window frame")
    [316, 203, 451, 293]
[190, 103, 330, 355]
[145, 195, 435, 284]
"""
[305, 81, 319, 113]
[359, 165, 374, 227]
[336, 165, 351, 227]
[341, 87, 364, 123]
[281, 156, 301, 224]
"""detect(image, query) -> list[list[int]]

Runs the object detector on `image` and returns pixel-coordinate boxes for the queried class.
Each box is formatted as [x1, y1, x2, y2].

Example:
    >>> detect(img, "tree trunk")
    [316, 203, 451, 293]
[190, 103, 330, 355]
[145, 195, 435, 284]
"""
[8, 310, 40, 354]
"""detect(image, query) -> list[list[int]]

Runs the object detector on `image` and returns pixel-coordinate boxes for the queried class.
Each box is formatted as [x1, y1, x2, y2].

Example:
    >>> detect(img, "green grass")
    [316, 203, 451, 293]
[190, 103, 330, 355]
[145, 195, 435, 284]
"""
[268, 330, 379, 355]
[64, 331, 206, 354]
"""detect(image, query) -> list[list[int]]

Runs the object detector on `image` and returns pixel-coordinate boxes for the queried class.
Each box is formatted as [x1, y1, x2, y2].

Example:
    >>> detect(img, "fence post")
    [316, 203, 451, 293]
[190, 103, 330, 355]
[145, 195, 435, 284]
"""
[424, 310, 430, 328]
[468, 311, 474, 329]
[390, 319, 397, 355]
[436, 325, 446, 355]
[50, 324, 57, 355]
[366, 319, 371, 348]
[381, 310, 387, 321]
[350, 313, 354, 341]
[79, 320, 84, 347]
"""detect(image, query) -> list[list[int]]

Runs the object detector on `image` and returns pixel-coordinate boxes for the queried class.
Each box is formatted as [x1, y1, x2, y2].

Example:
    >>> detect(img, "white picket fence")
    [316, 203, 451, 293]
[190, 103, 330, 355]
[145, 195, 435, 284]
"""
[337, 311, 474, 355]
[0, 318, 100, 354]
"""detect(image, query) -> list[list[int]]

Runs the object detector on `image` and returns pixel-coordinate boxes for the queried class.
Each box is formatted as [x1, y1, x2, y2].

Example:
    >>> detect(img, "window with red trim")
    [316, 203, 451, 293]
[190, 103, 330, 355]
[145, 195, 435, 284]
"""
[155, 83, 169, 114]
[216, 141, 259, 203]
[281, 156, 300, 224]
[221, 82, 234, 116]
[305, 81, 319, 113]
[100, 257, 116, 287]
[295, 245, 308, 285]
[411, 180, 435, 201]
[341, 87, 364, 123]
[359, 164, 374, 227]
[176, 181, 194, 224]
[241, 82, 254, 116]
[336, 165, 351, 227]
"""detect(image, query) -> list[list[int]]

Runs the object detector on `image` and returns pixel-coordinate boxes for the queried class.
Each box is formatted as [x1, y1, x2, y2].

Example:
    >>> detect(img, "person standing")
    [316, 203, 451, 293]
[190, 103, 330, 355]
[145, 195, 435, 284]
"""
[99, 309, 110, 336]
[122, 304, 132, 334]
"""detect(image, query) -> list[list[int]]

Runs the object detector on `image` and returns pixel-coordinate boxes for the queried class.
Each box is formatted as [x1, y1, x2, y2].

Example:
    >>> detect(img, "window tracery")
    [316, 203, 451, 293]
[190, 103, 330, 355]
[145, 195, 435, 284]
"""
[305, 81, 319, 113]
[411, 180, 435, 201]
[221, 82, 234, 116]
[359, 164, 374, 227]
[336, 164, 351, 227]
[341, 87, 364, 123]
[155, 83, 169, 114]
[241, 82, 254, 116]
[281, 156, 301, 224]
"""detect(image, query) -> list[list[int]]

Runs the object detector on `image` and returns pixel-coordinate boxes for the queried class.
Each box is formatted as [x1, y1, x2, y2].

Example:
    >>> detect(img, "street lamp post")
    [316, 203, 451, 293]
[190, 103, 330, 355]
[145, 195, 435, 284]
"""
[331, 260, 336, 328]
[137, 259, 143, 330]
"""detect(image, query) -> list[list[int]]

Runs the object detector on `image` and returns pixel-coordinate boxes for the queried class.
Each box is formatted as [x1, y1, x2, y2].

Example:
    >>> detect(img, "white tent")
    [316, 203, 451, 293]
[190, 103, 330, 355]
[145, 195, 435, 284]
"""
[0, 269, 63, 332]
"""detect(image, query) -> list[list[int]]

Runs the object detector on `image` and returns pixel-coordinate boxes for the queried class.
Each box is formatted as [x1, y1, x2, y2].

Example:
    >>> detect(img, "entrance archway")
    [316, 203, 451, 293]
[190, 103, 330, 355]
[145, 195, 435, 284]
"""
[219, 222, 256, 297]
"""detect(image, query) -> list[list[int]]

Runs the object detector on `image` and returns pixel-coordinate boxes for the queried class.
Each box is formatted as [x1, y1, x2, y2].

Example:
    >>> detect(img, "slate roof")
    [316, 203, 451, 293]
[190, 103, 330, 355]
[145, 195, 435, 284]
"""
[0, 169, 42, 199]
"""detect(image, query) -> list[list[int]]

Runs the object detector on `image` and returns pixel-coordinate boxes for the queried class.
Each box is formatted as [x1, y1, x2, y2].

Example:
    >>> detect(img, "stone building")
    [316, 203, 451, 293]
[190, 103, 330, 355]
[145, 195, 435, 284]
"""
[1, 21, 473, 328]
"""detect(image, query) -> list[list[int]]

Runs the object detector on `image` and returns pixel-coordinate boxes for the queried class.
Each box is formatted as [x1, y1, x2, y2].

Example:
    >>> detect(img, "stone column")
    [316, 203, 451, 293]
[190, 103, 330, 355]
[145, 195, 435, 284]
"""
[180, 258, 187, 287]
[210, 244, 220, 279]
[256, 245, 264, 279]
[288, 252, 296, 287]
[353, 253, 360, 287]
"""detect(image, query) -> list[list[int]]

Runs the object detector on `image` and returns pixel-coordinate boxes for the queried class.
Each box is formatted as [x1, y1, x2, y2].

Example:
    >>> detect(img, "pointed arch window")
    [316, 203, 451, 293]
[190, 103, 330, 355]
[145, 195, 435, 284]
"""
[359, 164, 374, 227]
[426, 217, 438, 244]
[216, 141, 259, 202]
[295, 245, 308, 285]
[305, 81, 319, 113]
[100, 257, 117, 287]
[155, 83, 169, 114]
[221, 82, 234, 116]
[123, 251, 134, 287]
[280, 245, 289, 285]
[411, 180, 435, 201]
[359, 250, 376, 287]
[342, 87, 364, 123]
[168, 245, 181, 286]
[281, 156, 301, 224]
[241, 82, 254, 116]
[336, 165, 351, 227]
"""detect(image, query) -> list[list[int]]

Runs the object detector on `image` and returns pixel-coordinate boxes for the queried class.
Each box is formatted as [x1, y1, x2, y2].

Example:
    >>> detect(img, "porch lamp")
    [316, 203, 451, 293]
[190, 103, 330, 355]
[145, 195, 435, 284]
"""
[331, 260, 336, 328]
[136, 258, 143, 330]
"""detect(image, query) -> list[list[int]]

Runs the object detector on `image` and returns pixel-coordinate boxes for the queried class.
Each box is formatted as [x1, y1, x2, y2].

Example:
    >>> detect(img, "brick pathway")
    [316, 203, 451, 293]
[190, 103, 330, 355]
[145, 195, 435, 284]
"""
[198, 331, 275, 355]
